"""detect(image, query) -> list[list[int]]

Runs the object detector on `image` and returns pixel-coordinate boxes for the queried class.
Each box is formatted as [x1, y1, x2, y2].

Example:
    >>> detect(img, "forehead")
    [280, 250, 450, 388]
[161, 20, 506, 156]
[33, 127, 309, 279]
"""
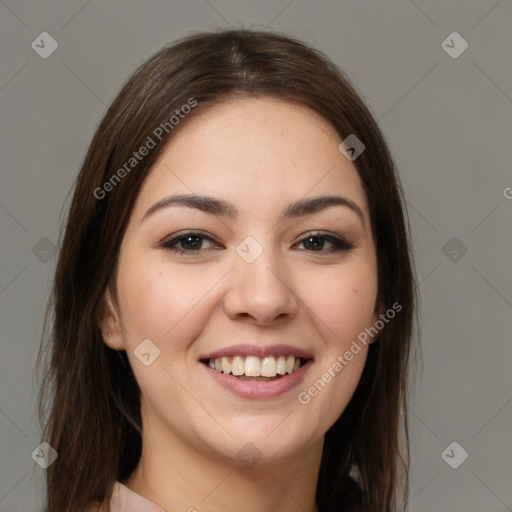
[132, 97, 371, 225]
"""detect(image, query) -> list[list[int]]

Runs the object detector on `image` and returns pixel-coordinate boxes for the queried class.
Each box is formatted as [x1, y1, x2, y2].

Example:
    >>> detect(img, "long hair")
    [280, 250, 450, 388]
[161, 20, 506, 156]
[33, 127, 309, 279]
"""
[37, 28, 419, 512]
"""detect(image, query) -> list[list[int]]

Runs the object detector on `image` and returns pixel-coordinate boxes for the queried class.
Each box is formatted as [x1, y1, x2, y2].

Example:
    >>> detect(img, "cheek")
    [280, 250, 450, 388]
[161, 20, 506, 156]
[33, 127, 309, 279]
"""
[116, 254, 221, 353]
[292, 262, 377, 423]
[296, 262, 378, 347]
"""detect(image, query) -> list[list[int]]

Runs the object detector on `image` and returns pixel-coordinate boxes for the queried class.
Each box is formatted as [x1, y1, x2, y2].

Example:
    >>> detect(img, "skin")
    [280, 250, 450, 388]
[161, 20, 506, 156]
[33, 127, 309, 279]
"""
[98, 97, 381, 512]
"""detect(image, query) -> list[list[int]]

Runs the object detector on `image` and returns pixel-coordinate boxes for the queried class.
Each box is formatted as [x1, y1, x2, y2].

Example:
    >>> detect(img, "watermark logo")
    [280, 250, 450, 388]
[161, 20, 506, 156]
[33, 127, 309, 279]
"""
[442, 236, 468, 263]
[93, 97, 198, 200]
[134, 338, 161, 366]
[31, 32, 58, 59]
[441, 32, 468, 59]
[237, 442, 262, 468]
[31, 442, 58, 469]
[32, 237, 57, 263]
[441, 441, 468, 469]
[236, 236, 264, 264]
[338, 134, 365, 161]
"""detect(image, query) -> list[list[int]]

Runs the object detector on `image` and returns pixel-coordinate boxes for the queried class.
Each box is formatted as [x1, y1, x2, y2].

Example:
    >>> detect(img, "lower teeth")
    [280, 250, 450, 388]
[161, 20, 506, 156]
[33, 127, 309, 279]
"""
[234, 374, 284, 381]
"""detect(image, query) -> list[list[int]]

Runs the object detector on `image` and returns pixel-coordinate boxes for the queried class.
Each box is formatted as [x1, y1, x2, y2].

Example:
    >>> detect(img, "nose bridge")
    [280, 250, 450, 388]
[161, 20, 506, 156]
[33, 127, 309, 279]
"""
[224, 234, 298, 324]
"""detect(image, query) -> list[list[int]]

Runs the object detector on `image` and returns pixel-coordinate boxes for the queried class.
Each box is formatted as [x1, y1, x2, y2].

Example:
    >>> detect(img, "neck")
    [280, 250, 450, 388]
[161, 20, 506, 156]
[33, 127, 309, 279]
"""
[124, 410, 323, 512]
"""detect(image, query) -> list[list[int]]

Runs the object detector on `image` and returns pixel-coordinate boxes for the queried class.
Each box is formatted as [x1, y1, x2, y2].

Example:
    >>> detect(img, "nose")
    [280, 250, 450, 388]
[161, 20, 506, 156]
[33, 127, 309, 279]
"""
[223, 239, 299, 326]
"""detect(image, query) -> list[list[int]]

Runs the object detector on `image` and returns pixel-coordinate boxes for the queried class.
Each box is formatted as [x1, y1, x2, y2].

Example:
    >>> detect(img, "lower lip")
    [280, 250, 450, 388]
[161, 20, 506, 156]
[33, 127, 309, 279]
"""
[202, 360, 313, 399]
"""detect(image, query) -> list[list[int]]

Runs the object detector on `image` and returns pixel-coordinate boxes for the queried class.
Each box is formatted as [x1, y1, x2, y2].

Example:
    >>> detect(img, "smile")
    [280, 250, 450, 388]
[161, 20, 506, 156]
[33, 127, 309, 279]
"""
[199, 344, 314, 399]
[205, 355, 306, 380]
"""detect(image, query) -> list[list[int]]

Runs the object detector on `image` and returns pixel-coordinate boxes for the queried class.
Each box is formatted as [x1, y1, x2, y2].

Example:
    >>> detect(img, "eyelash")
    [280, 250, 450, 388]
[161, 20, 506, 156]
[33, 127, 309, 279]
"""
[158, 230, 355, 255]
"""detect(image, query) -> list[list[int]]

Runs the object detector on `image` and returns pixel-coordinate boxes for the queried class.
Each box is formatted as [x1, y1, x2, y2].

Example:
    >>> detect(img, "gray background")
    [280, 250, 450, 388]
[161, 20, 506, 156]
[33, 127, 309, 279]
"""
[1, 1, 511, 511]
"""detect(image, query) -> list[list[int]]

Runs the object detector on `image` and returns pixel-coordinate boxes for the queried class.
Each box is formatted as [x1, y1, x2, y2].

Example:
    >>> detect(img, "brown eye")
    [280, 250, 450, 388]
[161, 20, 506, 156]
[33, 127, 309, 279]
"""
[295, 231, 355, 253]
[159, 232, 220, 254]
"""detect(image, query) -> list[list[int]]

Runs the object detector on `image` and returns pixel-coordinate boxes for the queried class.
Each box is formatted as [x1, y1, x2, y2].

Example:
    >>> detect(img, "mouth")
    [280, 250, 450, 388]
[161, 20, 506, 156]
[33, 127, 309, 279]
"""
[201, 355, 308, 381]
[199, 344, 314, 399]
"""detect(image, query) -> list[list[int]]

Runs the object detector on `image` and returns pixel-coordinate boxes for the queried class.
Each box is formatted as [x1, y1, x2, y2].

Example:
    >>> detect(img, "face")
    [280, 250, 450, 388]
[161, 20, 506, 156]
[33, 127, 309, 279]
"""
[101, 97, 380, 467]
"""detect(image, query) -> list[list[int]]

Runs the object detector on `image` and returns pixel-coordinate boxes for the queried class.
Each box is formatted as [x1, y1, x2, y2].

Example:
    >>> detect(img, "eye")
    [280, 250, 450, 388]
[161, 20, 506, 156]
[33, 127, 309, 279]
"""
[159, 231, 221, 255]
[159, 230, 354, 256]
[294, 231, 355, 253]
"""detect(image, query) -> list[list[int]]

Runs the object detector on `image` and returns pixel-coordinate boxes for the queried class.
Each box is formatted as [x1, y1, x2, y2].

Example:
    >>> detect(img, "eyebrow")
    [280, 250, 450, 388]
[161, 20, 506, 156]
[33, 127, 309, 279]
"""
[142, 193, 365, 227]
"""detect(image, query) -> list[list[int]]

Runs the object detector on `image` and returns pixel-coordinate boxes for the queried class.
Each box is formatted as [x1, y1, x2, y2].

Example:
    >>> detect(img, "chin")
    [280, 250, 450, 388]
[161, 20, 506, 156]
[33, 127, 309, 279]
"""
[201, 418, 319, 468]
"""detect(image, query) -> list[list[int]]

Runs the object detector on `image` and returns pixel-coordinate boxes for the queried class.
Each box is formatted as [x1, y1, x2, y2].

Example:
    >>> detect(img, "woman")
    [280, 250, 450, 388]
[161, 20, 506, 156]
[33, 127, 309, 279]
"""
[37, 28, 418, 512]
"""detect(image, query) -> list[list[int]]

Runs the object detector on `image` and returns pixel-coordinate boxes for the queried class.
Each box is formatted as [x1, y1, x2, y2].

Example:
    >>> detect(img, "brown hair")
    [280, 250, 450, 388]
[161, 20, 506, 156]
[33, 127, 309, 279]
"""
[37, 28, 419, 512]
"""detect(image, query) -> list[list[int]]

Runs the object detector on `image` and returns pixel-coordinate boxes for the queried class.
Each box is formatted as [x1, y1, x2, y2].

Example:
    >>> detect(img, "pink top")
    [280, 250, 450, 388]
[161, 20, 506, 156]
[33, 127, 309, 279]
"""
[93, 481, 166, 512]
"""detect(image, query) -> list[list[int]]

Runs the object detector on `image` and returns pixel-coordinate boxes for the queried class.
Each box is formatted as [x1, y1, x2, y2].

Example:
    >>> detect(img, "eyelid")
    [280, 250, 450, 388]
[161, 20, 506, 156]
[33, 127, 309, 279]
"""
[295, 230, 355, 251]
[159, 229, 215, 243]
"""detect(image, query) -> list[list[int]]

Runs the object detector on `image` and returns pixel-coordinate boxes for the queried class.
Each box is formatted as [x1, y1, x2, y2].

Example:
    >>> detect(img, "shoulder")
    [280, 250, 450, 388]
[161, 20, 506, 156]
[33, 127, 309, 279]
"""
[84, 480, 166, 512]
[82, 480, 119, 512]
[84, 503, 103, 512]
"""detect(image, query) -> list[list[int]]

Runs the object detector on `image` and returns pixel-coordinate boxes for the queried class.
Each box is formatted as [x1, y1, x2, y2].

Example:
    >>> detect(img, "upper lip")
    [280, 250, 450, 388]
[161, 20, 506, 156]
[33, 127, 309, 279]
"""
[199, 344, 314, 360]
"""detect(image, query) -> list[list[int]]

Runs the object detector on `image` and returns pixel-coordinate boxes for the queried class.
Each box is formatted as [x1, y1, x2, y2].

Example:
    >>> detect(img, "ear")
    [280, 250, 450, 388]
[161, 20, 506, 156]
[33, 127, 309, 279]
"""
[96, 286, 125, 350]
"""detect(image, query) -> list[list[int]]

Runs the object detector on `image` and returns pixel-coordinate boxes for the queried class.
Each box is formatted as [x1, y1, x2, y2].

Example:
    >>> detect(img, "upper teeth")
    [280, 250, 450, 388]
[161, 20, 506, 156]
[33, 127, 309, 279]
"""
[208, 355, 302, 377]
